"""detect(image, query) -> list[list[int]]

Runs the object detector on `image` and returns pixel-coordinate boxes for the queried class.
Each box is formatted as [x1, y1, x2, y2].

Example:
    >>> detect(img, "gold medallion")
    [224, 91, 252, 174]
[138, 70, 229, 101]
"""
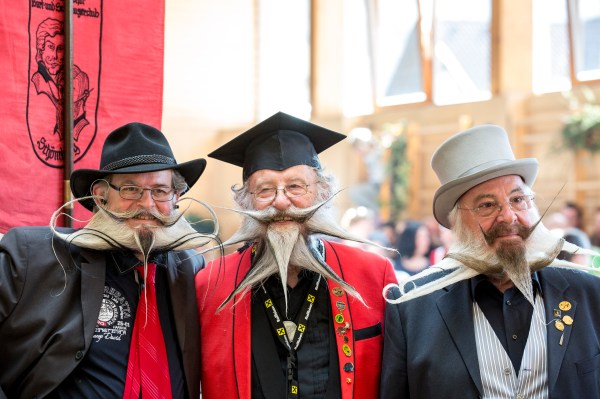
[332, 287, 344, 296]
[555, 320, 565, 331]
[558, 301, 571, 311]
[562, 315, 574, 325]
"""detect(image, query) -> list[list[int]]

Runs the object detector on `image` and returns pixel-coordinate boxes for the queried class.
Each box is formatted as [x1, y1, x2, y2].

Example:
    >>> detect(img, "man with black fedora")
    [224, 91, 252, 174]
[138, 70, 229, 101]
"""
[0, 122, 212, 399]
[380, 125, 600, 398]
[195, 112, 397, 398]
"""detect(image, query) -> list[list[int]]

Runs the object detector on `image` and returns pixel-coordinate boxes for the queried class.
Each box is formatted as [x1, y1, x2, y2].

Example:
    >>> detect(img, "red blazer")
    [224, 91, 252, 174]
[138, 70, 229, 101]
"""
[196, 240, 397, 399]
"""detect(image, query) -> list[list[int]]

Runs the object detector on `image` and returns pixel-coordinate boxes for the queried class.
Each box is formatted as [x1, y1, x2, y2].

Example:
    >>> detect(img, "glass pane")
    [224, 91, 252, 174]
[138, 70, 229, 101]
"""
[374, 0, 425, 106]
[433, 0, 492, 105]
[257, 0, 311, 119]
[572, 0, 600, 81]
[532, 0, 570, 94]
[343, 0, 374, 116]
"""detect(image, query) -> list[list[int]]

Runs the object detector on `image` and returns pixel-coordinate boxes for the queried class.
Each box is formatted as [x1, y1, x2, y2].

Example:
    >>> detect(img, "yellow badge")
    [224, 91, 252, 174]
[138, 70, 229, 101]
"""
[277, 327, 286, 336]
[559, 301, 571, 311]
[298, 324, 306, 333]
[555, 320, 565, 331]
[342, 344, 352, 356]
[291, 386, 298, 394]
[307, 294, 315, 303]
[264, 299, 272, 308]
[562, 315, 574, 325]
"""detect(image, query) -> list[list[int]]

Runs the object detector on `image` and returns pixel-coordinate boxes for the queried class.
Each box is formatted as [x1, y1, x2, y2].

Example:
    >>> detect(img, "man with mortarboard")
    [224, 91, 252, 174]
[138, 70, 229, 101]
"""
[0, 122, 215, 398]
[196, 112, 397, 398]
[380, 125, 600, 399]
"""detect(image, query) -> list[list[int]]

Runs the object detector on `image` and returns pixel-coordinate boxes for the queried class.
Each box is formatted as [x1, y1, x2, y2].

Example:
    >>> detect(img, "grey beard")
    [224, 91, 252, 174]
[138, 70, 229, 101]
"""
[51, 203, 214, 260]
[217, 199, 375, 311]
[444, 214, 561, 305]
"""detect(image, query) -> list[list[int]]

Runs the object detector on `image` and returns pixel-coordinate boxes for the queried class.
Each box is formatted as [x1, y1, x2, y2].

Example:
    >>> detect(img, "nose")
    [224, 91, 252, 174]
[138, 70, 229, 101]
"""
[136, 189, 155, 208]
[495, 201, 517, 223]
[270, 189, 292, 210]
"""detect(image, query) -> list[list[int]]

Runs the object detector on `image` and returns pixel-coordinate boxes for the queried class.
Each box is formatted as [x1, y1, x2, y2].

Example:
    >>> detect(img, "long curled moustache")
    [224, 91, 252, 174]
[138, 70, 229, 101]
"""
[49, 195, 221, 297]
[384, 213, 600, 305]
[213, 194, 395, 312]
[51, 195, 219, 253]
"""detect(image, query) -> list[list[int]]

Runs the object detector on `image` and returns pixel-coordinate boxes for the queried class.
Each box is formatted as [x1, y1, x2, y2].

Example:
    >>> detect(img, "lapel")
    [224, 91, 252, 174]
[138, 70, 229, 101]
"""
[436, 280, 483, 395]
[166, 252, 188, 351]
[233, 247, 253, 399]
[79, 249, 106, 348]
[539, 269, 573, 394]
[323, 241, 355, 398]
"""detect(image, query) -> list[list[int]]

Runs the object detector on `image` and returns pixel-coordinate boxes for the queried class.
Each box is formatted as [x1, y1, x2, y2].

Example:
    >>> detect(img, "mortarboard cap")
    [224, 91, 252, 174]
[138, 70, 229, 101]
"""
[208, 112, 346, 180]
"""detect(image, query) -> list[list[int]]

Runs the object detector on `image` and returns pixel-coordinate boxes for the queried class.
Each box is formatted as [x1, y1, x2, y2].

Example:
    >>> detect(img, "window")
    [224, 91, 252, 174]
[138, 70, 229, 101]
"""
[343, 0, 492, 113]
[256, 0, 311, 120]
[532, 0, 600, 93]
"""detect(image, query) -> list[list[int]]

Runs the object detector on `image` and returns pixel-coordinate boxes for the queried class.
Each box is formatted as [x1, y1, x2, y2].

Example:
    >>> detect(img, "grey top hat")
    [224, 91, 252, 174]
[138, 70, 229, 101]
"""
[431, 124, 539, 228]
[71, 122, 206, 211]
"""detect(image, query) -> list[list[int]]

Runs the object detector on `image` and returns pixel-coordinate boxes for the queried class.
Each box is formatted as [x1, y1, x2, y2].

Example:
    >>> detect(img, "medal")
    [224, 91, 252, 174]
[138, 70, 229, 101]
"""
[559, 301, 571, 311]
[562, 315, 573, 325]
[283, 320, 298, 340]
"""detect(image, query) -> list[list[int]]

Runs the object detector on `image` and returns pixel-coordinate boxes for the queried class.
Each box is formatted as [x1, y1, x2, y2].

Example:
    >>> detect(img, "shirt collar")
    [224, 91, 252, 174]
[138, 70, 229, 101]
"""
[109, 250, 168, 274]
[470, 271, 543, 299]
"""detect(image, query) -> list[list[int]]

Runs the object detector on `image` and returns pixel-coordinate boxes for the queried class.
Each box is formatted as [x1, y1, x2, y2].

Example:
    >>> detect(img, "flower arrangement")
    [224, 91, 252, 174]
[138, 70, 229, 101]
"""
[562, 88, 600, 153]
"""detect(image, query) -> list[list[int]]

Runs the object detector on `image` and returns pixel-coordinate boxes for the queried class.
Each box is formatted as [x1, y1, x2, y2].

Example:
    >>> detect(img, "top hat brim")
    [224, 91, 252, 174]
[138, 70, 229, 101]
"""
[71, 158, 207, 211]
[432, 158, 539, 229]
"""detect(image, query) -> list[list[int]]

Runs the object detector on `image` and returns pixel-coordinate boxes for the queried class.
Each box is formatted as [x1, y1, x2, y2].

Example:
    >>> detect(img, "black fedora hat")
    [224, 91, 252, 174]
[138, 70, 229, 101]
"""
[71, 122, 206, 211]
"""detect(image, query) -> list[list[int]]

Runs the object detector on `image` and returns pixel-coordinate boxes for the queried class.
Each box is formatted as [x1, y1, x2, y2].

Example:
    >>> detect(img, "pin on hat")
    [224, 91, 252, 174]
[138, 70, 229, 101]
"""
[71, 122, 206, 211]
[431, 124, 538, 228]
[208, 112, 346, 180]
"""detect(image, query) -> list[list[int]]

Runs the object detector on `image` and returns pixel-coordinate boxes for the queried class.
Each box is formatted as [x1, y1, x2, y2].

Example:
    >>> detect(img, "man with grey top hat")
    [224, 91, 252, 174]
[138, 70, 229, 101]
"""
[196, 112, 397, 399]
[0, 122, 215, 399]
[380, 125, 600, 398]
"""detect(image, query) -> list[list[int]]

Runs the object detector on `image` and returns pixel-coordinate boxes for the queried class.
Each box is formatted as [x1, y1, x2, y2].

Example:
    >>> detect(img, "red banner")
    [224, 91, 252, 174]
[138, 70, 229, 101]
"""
[0, 0, 165, 233]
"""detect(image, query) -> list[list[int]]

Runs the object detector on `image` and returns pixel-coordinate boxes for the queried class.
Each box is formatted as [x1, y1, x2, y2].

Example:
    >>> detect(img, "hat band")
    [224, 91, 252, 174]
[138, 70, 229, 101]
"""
[102, 154, 176, 171]
[456, 158, 514, 179]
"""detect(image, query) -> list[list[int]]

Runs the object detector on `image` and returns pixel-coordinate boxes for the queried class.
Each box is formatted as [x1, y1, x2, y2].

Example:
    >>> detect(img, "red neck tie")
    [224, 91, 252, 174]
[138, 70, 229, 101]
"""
[123, 263, 173, 399]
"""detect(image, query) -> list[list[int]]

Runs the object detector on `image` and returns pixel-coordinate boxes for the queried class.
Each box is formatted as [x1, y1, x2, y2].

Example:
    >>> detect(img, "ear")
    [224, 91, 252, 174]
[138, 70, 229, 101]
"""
[91, 180, 109, 201]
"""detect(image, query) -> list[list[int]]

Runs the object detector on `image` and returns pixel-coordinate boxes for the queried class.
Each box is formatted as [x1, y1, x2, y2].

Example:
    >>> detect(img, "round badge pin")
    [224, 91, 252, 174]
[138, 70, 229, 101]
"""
[558, 301, 571, 311]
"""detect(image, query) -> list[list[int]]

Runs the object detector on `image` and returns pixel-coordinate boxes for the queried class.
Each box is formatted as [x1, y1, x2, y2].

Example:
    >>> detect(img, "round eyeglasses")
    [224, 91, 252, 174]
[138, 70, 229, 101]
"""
[108, 182, 175, 202]
[250, 183, 310, 202]
[458, 194, 535, 218]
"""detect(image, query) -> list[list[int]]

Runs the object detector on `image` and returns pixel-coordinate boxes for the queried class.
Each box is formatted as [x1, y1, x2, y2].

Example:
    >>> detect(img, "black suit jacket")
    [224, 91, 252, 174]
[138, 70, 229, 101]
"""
[380, 267, 600, 399]
[0, 226, 203, 399]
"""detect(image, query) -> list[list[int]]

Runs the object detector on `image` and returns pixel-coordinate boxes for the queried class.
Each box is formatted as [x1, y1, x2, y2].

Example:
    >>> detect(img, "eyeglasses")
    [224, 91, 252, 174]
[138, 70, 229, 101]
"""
[108, 182, 175, 202]
[250, 183, 311, 202]
[458, 194, 535, 218]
